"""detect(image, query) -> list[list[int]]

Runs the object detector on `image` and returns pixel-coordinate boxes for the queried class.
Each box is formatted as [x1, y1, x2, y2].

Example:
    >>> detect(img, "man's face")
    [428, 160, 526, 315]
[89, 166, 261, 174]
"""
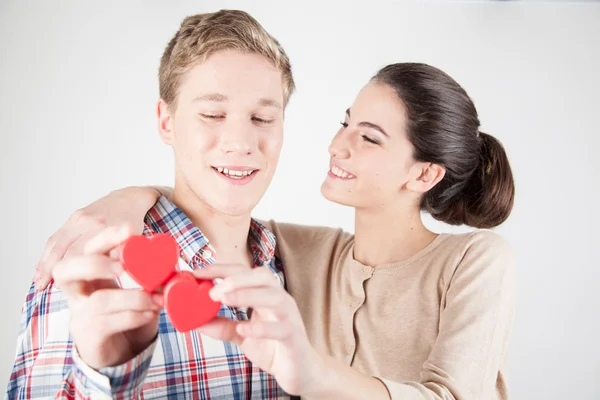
[158, 50, 285, 216]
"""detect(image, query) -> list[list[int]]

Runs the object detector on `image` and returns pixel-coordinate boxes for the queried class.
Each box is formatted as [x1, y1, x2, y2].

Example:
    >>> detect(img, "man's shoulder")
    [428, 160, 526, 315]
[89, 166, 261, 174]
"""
[257, 219, 353, 260]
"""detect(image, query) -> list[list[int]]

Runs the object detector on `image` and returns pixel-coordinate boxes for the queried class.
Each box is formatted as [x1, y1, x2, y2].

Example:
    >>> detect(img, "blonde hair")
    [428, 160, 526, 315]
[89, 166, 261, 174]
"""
[159, 10, 295, 109]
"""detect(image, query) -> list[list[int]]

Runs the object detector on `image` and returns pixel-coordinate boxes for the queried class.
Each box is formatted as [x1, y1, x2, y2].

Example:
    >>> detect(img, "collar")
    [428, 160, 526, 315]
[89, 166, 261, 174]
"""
[144, 196, 276, 268]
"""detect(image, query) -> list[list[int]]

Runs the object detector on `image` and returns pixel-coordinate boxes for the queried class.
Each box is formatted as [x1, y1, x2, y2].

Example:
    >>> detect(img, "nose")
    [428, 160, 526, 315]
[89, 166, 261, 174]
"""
[220, 119, 256, 155]
[328, 130, 351, 159]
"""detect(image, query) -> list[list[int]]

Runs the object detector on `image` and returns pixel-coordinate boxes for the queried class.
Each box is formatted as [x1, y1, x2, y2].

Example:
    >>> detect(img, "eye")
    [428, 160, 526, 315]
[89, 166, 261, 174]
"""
[252, 116, 274, 124]
[340, 121, 348, 128]
[361, 135, 380, 145]
[200, 113, 224, 120]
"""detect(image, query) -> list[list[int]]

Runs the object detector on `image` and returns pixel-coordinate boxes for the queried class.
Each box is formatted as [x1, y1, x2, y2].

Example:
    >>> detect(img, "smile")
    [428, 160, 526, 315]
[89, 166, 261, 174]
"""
[214, 167, 257, 178]
[212, 166, 259, 185]
[329, 165, 355, 179]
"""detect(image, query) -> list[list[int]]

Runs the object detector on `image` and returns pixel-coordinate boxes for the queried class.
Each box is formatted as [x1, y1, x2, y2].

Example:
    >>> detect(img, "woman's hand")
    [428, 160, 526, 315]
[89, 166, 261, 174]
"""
[193, 265, 325, 396]
[35, 186, 167, 290]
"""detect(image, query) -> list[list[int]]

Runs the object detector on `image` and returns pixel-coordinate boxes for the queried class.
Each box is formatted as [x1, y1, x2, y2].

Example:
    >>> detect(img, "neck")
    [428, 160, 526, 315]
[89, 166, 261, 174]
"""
[170, 184, 253, 267]
[353, 203, 438, 267]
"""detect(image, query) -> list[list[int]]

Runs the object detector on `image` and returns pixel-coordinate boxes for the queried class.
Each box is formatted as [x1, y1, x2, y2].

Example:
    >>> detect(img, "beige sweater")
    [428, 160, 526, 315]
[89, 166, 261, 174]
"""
[264, 221, 515, 400]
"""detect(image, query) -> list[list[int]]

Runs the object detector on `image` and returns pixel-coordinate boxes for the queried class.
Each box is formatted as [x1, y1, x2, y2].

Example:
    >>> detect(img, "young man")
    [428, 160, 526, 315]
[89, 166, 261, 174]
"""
[6, 10, 295, 399]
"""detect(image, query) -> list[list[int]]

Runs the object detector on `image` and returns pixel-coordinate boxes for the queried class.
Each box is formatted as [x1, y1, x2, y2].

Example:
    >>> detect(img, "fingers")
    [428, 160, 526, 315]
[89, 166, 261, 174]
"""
[212, 286, 293, 319]
[64, 229, 103, 259]
[70, 288, 162, 337]
[108, 247, 122, 260]
[236, 320, 293, 341]
[52, 254, 122, 293]
[199, 318, 296, 345]
[197, 316, 244, 346]
[83, 224, 133, 256]
[92, 310, 159, 337]
[36, 235, 79, 290]
[87, 289, 163, 315]
[33, 264, 52, 291]
[36, 210, 106, 290]
[196, 265, 281, 291]
[38, 224, 129, 292]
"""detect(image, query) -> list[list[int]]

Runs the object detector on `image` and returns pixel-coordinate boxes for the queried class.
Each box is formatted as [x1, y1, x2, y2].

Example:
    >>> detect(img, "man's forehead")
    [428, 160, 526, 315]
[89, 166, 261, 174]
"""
[191, 93, 282, 110]
[176, 53, 285, 109]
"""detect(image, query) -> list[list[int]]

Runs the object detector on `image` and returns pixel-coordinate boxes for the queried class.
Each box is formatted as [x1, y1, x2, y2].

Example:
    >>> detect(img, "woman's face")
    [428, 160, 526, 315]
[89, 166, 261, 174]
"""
[321, 81, 435, 211]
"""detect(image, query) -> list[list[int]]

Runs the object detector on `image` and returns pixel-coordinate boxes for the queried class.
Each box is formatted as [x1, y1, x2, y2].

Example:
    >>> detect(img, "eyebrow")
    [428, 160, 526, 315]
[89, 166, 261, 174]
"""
[193, 93, 282, 109]
[194, 93, 228, 102]
[346, 108, 389, 137]
[258, 98, 282, 109]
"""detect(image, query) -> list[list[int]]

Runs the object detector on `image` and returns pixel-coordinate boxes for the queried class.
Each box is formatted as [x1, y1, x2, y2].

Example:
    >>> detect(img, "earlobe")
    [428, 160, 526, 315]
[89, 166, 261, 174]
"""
[157, 99, 174, 145]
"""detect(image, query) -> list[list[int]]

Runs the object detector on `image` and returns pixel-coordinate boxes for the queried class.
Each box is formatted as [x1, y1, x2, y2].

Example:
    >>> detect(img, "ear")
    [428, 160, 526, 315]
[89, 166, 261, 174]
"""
[406, 162, 446, 194]
[157, 99, 174, 145]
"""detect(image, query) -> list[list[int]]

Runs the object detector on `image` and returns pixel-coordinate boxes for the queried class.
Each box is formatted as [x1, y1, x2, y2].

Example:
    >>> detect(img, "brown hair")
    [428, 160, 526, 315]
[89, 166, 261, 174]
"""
[372, 63, 515, 229]
[159, 10, 295, 110]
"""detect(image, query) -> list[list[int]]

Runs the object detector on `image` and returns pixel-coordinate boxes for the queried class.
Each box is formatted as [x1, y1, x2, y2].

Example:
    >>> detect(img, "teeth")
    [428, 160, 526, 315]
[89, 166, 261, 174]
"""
[331, 165, 354, 179]
[215, 167, 256, 178]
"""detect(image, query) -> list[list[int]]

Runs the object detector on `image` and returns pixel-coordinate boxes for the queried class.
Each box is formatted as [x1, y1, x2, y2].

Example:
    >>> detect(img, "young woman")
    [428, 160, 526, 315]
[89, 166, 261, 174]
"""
[35, 62, 515, 399]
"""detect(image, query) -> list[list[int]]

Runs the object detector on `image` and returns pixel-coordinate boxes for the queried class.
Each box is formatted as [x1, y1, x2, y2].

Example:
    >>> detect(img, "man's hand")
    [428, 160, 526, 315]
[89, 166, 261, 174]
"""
[193, 265, 323, 396]
[52, 224, 162, 370]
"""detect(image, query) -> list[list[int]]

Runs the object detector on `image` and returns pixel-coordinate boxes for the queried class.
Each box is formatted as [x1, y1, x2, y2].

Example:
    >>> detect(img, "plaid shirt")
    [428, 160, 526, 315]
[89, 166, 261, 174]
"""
[5, 196, 288, 399]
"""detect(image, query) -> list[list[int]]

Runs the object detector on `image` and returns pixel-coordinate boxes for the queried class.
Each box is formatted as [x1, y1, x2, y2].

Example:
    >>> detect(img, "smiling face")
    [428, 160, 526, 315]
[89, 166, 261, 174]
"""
[158, 50, 285, 216]
[321, 81, 443, 211]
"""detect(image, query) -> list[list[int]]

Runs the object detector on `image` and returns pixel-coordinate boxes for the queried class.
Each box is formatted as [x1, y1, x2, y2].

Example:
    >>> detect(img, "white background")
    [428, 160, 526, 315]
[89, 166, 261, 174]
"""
[1, 1, 599, 398]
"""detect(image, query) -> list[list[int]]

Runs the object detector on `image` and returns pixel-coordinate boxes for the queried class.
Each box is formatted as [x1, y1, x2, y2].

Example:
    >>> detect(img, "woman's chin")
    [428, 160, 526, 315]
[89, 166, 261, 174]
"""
[320, 182, 355, 208]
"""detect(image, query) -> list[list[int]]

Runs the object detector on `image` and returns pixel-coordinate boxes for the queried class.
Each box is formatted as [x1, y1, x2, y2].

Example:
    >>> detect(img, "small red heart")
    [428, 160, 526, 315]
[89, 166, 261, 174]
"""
[120, 234, 179, 293]
[164, 271, 222, 332]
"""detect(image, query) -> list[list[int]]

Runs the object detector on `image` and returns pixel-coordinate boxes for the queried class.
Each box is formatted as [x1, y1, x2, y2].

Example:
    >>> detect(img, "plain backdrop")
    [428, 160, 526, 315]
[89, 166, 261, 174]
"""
[1, 1, 599, 399]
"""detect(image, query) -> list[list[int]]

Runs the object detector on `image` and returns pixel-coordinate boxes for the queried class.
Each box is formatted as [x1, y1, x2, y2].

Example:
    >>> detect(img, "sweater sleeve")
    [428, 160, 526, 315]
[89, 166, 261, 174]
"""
[378, 231, 516, 400]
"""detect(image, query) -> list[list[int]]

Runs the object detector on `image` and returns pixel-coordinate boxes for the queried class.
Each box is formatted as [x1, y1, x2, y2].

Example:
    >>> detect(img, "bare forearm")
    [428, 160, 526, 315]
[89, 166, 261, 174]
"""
[151, 185, 174, 198]
[109, 185, 170, 207]
[304, 354, 390, 400]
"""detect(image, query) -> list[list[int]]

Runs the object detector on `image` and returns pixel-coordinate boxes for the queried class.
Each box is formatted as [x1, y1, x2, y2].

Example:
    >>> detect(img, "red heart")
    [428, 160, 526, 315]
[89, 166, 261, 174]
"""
[120, 234, 179, 293]
[164, 271, 221, 332]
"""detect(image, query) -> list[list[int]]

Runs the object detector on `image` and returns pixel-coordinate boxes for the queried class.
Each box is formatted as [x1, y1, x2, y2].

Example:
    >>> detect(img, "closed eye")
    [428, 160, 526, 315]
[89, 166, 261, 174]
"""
[361, 135, 380, 145]
[252, 116, 274, 124]
[200, 113, 224, 119]
[341, 121, 379, 145]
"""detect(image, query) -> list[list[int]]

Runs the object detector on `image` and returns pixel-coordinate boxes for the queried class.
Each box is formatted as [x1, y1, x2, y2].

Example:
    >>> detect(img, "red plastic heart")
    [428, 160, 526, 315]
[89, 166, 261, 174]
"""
[120, 234, 179, 293]
[164, 271, 221, 332]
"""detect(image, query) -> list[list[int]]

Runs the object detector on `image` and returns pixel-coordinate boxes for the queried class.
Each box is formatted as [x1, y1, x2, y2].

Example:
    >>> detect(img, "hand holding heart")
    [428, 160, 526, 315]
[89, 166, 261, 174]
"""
[52, 225, 163, 370]
[192, 265, 325, 397]
[120, 234, 221, 332]
[52, 224, 222, 370]
[51, 223, 323, 395]
[118, 232, 324, 395]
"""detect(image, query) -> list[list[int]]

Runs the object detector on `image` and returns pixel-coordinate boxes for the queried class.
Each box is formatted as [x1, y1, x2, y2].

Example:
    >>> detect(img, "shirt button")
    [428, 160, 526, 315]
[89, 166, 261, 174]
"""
[350, 300, 362, 309]
[203, 250, 213, 259]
